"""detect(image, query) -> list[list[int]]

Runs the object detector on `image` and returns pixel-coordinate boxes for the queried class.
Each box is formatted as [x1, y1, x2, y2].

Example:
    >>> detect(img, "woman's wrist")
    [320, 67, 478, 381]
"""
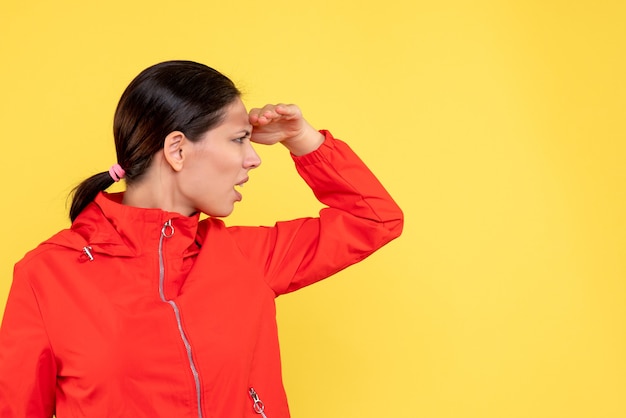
[281, 127, 325, 156]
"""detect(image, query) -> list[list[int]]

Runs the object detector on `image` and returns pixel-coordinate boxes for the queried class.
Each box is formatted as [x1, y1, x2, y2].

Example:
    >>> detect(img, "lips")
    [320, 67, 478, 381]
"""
[235, 177, 249, 187]
[234, 177, 249, 202]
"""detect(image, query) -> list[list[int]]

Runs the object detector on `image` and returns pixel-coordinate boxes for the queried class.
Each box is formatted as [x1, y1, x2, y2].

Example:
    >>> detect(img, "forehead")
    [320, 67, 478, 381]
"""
[219, 98, 250, 129]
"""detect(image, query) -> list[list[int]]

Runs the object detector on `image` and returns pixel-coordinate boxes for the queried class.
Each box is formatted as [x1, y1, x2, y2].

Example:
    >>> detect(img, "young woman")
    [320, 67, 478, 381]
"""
[0, 60, 403, 417]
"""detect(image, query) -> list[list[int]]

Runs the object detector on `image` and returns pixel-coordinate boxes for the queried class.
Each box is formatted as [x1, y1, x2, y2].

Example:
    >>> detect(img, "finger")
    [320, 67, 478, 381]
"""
[248, 107, 263, 123]
[249, 103, 301, 125]
[249, 107, 275, 125]
[274, 103, 301, 119]
[256, 106, 283, 124]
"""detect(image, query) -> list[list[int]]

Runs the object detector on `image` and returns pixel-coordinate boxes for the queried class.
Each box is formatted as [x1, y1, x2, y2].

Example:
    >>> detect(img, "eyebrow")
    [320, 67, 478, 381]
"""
[235, 129, 252, 137]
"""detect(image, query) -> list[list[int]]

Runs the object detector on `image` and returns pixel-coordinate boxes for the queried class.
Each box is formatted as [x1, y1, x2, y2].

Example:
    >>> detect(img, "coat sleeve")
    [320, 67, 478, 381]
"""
[0, 263, 56, 417]
[229, 130, 404, 295]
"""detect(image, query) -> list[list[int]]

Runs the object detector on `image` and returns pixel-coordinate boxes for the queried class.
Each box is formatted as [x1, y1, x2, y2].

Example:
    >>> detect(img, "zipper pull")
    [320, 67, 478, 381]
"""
[82, 246, 94, 261]
[249, 387, 268, 417]
[161, 219, 175, 238]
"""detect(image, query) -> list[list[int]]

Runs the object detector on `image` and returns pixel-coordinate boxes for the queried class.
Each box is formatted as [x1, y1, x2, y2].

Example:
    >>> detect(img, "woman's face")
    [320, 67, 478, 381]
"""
[177, 98, 261, 217]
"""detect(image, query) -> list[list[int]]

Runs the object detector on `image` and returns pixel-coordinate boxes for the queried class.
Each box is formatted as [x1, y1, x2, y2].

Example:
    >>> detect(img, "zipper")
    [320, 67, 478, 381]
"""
[159, 219, 203, 418]
[249, 387, 268, 418]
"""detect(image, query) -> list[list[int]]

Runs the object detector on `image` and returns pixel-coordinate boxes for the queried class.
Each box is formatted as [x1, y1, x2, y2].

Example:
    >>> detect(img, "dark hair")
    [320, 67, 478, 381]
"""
[69, 60, 241, 221]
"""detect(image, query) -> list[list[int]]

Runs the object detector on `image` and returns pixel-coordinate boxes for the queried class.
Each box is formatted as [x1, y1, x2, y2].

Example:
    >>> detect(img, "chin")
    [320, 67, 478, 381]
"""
[203, 206, 235, 218]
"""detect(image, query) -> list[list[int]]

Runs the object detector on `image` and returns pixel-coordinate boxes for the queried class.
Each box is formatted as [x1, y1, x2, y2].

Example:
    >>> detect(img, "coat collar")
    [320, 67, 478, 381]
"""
[55, 192, 201, 258]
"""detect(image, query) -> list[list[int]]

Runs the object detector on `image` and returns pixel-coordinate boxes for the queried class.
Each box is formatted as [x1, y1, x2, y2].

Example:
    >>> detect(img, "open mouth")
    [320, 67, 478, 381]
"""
[235, 177, 249, 188]
[234, 177, 248, 201]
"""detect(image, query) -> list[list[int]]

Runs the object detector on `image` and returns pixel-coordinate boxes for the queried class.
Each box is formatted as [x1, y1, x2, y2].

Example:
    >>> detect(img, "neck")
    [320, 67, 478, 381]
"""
[122, 158, 193, 216]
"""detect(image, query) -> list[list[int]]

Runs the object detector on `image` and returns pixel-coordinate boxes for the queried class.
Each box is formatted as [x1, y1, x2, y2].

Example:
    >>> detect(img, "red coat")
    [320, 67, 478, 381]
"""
[0, 131, 403, 417]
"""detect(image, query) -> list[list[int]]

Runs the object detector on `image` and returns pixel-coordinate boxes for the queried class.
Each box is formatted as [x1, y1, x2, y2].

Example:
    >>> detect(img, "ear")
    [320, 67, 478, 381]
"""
[163, 131, 187, 172]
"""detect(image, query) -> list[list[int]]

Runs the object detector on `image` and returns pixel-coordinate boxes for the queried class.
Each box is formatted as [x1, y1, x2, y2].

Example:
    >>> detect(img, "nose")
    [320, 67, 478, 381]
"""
[244, 143, 262, 169]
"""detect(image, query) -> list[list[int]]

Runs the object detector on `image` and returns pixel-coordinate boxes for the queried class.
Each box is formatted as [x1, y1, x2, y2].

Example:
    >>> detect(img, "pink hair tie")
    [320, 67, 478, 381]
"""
[108, 164, 126, 182]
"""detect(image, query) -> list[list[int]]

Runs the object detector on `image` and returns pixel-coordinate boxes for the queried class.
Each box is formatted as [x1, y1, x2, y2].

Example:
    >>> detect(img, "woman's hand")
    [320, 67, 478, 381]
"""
[249, 104, 324, 156]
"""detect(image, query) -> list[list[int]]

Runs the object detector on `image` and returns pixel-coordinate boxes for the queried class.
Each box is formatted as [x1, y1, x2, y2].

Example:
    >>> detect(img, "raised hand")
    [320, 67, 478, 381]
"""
[249, 104, 324, 156]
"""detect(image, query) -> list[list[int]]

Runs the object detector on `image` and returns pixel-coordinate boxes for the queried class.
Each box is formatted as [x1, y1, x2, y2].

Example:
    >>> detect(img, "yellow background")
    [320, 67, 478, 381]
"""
[1, 0, 625, 417]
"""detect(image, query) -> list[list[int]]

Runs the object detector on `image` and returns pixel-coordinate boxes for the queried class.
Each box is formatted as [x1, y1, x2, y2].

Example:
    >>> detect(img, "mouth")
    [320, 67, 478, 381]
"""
[235, 177, 249, 188]
[234, 177, 249, 201]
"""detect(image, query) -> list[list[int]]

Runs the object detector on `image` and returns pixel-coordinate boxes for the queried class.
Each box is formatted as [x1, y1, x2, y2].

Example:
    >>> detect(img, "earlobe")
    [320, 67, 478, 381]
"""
[163, 131, 186, 172]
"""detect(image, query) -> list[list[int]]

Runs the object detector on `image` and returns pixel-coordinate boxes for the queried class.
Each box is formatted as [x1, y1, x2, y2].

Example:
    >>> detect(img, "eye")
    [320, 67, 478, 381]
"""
[233, 131, 251, 144]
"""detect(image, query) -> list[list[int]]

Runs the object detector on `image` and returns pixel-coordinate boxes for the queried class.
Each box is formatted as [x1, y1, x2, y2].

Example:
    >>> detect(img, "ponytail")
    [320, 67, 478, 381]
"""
[69, 172, 115, 222]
